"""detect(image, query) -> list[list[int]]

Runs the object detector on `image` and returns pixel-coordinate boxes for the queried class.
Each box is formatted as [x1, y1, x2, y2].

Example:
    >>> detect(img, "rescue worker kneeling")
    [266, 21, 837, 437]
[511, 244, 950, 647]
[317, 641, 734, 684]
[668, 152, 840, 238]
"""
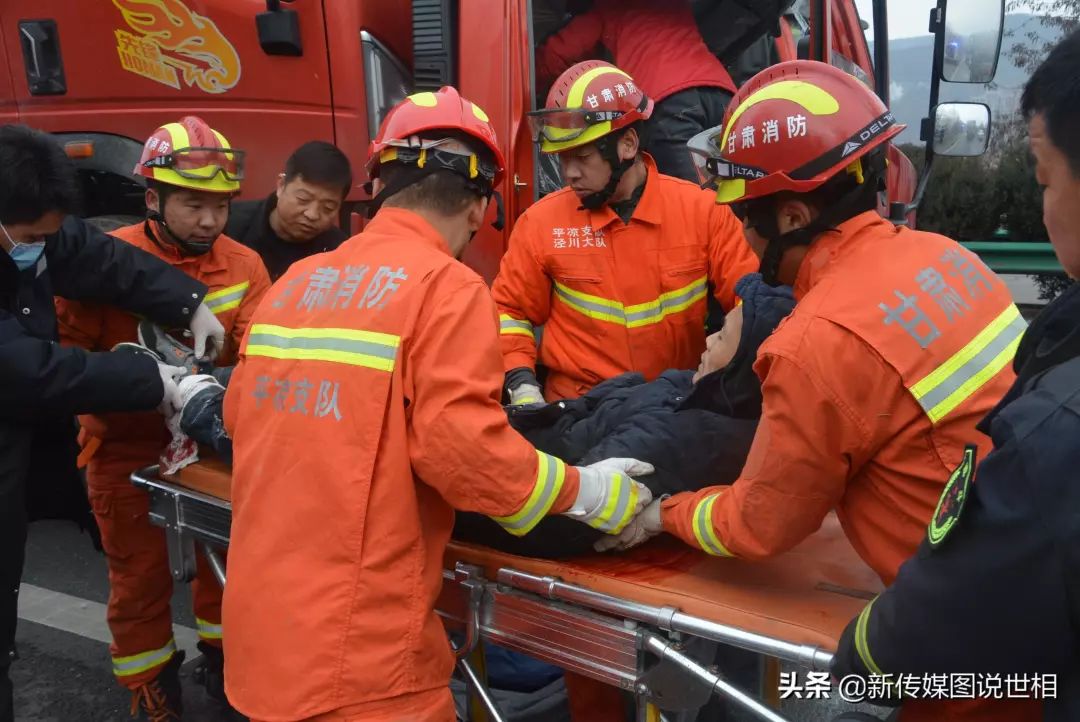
[216, 87, 651, 722]
[601, 61, 1038, 722]
[55, 116, 271, 720]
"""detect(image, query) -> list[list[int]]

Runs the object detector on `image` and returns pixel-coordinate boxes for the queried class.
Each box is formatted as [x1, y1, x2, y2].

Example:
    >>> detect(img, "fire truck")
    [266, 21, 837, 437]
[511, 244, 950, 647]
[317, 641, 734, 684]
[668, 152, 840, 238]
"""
[0, 0, 971, 282]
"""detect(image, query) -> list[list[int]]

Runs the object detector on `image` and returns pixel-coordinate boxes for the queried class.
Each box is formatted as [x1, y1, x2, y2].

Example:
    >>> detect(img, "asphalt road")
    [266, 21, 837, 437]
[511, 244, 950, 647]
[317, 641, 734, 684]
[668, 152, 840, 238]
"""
[13, 521, 237, 722]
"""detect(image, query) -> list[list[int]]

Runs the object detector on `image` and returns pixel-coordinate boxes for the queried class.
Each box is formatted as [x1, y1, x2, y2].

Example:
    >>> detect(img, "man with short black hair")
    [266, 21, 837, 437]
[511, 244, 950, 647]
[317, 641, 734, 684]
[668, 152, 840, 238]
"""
[0, 123, 226, 722]
[218, 87, 652, 722]
[830, 29, 1080, 719]
[227, 140, 353, 279]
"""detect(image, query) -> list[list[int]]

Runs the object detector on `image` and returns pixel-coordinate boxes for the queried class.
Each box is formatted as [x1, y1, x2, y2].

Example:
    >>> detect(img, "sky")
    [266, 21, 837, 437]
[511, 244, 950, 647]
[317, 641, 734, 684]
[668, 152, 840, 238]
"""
[854, 0, 1034, 40]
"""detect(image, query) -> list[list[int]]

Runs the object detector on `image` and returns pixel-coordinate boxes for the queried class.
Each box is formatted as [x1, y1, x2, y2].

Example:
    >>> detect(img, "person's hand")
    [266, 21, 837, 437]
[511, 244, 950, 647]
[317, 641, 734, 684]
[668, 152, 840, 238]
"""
[593, 498, 665, 552]
[189, 303, 225, 359]
[509, 383, 544, 407]
[564, 458, 654, 534]
[157, 363, 188, 415]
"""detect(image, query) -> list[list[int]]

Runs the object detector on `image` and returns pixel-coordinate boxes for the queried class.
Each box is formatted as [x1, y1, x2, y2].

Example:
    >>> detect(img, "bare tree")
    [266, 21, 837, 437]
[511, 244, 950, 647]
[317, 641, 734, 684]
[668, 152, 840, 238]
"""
[1005, 0, 1079, 71]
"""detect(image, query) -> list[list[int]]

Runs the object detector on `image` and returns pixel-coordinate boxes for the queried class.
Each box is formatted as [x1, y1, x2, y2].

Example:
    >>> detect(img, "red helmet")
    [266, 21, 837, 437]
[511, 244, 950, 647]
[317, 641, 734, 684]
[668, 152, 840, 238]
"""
[366, 87, 505, 187]
[528, 60, 653, 154]
[687, 61, 905, 205]
[135, 115, 244, 194]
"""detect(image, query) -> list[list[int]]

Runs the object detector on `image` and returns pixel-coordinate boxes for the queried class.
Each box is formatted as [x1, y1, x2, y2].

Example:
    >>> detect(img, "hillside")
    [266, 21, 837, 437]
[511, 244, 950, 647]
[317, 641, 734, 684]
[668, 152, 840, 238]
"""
[873, 13, 1059, 144]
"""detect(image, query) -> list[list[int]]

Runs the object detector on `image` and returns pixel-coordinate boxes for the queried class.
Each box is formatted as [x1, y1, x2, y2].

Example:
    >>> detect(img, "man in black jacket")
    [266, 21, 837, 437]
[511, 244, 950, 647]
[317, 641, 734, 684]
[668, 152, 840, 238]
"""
[830, 30, 1080, 721]
[225, 140, 352, 280]
[0, 124, 226, 722]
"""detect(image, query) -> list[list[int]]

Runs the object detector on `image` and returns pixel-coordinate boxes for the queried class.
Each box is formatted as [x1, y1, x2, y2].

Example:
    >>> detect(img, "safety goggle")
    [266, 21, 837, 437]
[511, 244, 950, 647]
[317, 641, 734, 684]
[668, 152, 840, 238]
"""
[377, 144, 498, 185]
[526, 108, 629, 144]
[143, 146, 246, 182]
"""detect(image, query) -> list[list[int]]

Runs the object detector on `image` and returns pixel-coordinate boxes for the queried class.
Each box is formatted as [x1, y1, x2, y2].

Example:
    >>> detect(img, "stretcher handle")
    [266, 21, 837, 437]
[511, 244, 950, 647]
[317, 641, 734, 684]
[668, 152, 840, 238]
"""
[642, 633, 791, 722]
[497, 568, 834, 670]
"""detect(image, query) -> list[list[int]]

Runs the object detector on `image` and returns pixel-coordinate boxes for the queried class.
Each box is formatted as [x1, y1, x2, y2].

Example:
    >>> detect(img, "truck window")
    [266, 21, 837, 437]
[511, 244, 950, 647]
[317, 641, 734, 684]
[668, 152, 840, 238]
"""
[361, 31, 413, 141]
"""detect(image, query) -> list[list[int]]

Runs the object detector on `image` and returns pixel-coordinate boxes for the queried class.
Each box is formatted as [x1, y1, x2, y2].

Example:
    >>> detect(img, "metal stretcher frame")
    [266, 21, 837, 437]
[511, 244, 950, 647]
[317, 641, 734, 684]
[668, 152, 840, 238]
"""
[131, 462, 883, 722]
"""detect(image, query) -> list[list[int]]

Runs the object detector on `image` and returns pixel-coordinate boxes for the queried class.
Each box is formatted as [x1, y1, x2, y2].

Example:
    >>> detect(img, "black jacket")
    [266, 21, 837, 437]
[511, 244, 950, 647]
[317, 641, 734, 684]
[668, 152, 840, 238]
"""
[1, 216, 206, 692]
[454, 275, 796, 558]
[226, 193, 348, 281]
[831, 282, 1080, 720]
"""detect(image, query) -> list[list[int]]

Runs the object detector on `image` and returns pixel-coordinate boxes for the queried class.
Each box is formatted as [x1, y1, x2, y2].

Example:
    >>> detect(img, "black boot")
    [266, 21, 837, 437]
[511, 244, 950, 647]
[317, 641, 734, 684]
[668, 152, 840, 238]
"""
[192, 641, 245, 719]
[129, 650, 184, 721]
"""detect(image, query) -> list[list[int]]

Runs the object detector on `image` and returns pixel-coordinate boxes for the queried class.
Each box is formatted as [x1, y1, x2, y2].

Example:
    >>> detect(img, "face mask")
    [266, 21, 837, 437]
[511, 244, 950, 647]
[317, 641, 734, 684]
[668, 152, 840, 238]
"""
[0, 221, 46, 271]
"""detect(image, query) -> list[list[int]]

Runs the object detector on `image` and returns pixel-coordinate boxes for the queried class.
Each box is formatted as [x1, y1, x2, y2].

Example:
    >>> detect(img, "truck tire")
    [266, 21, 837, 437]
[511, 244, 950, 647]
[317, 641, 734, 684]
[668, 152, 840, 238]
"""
[85, 214, 141, 233]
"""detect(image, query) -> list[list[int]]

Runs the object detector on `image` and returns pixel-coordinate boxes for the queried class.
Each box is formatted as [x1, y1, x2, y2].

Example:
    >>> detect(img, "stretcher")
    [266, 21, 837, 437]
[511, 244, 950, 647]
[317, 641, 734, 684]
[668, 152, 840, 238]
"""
[131, 459, 884, 722]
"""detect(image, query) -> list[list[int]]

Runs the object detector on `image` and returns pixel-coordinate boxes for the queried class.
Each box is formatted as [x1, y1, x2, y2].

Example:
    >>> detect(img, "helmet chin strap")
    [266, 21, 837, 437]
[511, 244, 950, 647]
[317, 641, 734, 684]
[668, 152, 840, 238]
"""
[752, 154, 887, 286]
[146, 208, 214, 257]
[578, 136, 634, 211]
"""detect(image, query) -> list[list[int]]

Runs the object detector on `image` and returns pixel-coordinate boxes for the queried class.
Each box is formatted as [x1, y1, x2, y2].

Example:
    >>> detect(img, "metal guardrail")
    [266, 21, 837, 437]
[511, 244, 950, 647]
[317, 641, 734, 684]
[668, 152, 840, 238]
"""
[960, 241, 1064, 275]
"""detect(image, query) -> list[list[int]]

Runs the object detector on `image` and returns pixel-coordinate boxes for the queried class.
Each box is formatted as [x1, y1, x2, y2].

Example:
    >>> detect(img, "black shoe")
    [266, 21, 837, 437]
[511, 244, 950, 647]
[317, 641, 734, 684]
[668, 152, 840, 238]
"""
[192, 642, 245, 719]
[129, 650, 184, 721]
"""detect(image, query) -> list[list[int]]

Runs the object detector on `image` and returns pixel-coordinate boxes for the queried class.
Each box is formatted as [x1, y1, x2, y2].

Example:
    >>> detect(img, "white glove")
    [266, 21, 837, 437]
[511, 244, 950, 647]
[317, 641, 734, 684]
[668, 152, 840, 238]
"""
[564, 458, 654, 534]
[593, 498, 666, 553]
[189, 303, 225, 359]
[509, 383, 544, 406]
[157, 363, 188, 415]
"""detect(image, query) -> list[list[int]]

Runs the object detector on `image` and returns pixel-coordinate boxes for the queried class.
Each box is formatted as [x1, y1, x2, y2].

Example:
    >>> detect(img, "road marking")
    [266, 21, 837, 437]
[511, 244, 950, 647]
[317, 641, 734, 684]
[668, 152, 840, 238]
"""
[17, 583, 200, 660]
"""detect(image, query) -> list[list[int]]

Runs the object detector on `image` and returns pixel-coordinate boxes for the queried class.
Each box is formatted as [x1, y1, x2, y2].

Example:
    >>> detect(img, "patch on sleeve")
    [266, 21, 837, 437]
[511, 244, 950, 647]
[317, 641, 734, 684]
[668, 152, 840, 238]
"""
[927, 444, 977, 548]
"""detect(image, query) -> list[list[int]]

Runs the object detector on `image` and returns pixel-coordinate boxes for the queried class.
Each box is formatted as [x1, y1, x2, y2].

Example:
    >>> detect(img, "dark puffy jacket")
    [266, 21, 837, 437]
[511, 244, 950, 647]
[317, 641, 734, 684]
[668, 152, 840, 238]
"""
[1, 216, 206, 718]
[453, 274, 796, 558]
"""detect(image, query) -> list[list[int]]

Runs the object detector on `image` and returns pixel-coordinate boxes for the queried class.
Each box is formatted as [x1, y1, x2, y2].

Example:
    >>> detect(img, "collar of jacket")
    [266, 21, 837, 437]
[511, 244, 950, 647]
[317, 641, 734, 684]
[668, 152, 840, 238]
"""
[365, 207, 453, 256]
[586, 153, 664, 230]
[792, 210, 892, 300]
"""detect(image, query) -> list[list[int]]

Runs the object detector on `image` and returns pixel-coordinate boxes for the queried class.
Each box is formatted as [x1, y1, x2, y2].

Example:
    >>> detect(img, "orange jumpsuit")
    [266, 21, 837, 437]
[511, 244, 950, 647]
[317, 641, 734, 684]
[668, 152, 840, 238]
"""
[492, 154, 757, 400]
[55, 222, 270, 688]
[221, 208, 583, 722]
[661, 212, 1038, 722]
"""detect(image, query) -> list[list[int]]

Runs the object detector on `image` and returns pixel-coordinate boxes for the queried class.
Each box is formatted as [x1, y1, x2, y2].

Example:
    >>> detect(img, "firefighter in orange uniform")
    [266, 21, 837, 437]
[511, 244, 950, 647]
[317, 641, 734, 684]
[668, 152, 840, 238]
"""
[492, 61, 757, 404]
[601, 61, 1040, 722]
[220, 87, 652, 722]
[55, 116, 270, 720]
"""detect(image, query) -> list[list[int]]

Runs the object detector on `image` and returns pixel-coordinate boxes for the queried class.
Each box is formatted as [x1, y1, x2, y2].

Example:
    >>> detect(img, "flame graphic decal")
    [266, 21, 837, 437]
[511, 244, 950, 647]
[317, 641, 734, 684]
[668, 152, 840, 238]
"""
[112, 0, 241, 94]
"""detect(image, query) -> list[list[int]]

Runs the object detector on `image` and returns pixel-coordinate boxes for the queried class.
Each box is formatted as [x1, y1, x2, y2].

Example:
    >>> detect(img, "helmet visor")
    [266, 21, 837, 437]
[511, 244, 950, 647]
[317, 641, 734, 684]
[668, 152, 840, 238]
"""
[146, 146, 246, 182]
[686, 126, 728, 187]
[526, 109, 622, 144]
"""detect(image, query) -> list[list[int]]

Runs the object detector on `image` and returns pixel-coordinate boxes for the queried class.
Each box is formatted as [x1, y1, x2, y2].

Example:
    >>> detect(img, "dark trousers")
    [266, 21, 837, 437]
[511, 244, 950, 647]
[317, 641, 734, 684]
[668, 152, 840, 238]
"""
[0, 481, 27, 722]
[645, 87, 734, 183]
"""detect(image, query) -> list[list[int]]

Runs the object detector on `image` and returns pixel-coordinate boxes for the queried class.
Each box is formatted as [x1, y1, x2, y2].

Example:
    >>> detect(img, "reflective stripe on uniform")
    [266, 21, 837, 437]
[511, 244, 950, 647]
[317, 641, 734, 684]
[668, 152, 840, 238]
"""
[112, 638, 177, 677]
[499, 314, 535, 339]
[245, 323, 400, 371]
[692, 494, 734, 557]
[492, 451, 567, 536]
[584, 472, 638, 533]
[553, 276, 707, 329]
[909, 305, 1026, 423]
[196, 617, 223, 640]
[204, 281, 250, 315]
[854, 598, 884, 675]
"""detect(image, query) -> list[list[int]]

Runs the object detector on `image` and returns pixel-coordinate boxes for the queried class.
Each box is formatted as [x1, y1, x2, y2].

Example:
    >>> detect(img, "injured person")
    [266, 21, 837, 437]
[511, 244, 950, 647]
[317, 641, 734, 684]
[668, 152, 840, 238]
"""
[455, 273, 794, 557]
[171, 272, 793, 558]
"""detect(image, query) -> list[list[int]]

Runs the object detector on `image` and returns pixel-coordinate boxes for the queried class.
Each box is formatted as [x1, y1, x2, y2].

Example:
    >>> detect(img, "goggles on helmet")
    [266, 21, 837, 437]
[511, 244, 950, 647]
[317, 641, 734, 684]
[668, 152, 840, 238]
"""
[142, 146, 246, 182]
[374, 136, 498, 188]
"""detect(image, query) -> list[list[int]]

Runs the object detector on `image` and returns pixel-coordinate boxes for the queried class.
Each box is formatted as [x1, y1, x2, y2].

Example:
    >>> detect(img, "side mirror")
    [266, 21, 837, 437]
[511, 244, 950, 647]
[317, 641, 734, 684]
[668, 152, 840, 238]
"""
[931, 102, 991, 157]
[939, 0, 1004, 83]
[256, 0, 303, 57]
